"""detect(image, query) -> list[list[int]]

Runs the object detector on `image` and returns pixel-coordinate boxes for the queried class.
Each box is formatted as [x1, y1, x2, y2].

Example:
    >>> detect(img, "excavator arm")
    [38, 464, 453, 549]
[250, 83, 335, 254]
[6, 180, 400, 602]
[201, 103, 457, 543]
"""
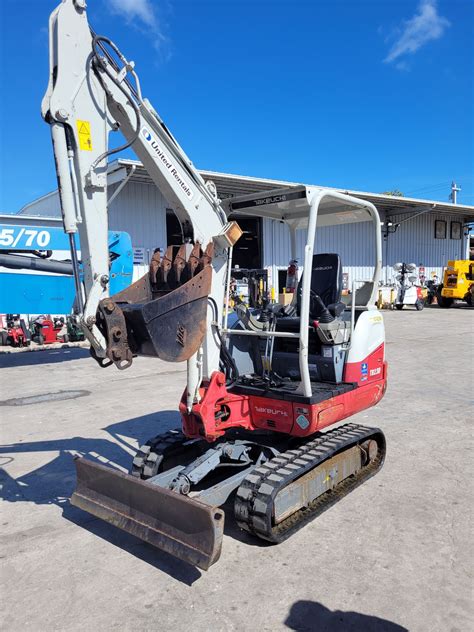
[42, 0, 240, 403]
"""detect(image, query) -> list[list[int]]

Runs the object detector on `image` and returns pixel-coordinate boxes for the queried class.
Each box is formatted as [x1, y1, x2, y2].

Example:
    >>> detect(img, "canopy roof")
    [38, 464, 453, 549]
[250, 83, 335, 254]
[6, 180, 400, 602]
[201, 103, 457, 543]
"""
[223, 185, 376, 229]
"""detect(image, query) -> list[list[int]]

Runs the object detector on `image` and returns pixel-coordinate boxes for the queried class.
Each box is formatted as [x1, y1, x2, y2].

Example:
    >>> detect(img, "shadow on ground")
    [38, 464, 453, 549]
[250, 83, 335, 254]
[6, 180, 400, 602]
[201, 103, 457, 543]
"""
[285, 600, 408, 631]
[0, 347, 90, 368]
[0, 409, 205, 584]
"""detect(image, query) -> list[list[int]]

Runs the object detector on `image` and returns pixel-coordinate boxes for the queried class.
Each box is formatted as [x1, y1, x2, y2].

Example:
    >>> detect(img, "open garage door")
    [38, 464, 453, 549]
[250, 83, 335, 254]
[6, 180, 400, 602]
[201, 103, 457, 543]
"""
[228, 216, 262, 269]
[167, 211, 262, 269]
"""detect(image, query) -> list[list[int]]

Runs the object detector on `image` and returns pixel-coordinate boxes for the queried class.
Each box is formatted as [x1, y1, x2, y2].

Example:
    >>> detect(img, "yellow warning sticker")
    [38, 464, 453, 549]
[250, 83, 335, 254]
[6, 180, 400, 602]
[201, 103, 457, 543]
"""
[76, 120, 92, 151]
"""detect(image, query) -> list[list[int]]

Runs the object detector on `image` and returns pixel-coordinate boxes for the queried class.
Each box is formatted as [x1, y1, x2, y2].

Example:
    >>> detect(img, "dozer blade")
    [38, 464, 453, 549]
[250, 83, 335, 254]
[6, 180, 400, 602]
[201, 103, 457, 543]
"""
[71, 457, 224, 570]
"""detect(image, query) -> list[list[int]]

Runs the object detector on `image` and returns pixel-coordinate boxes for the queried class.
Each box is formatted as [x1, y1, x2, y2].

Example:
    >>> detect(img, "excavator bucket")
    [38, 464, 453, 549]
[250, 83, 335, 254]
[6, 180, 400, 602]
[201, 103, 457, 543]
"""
[93, 256, 214, 369]
[119, 265, 212, 362]
[71, 458, 225, 570]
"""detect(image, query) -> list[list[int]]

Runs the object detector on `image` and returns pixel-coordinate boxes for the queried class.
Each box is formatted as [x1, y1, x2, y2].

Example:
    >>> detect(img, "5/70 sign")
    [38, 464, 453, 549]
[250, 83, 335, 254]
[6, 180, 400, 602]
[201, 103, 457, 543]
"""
[0, 225, 74, 251]
[0, 227, 51, 249]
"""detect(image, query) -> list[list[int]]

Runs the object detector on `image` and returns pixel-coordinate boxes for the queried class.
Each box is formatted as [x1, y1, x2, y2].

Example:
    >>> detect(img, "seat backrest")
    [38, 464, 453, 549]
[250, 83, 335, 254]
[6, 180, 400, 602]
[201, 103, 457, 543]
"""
[297, 253, 342, 316]
[341, 281, 375, 308]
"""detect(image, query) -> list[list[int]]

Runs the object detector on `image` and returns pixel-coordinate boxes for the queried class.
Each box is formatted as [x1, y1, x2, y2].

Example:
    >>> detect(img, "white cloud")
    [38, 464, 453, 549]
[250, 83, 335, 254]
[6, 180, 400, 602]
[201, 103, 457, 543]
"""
[384, 0, 450, 64]
[107, 0, 169, 56]
[108, 0, 157, 28]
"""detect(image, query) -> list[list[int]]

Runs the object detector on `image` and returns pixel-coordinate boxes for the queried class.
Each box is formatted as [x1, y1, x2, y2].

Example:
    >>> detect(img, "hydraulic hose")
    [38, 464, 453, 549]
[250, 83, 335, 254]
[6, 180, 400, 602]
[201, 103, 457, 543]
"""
[90, 35, 142, 169]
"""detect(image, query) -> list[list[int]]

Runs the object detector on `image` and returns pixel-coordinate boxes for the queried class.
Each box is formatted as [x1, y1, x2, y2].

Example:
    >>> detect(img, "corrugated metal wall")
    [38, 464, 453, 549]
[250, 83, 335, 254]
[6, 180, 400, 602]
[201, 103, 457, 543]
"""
[107, 181, 168, 260]
[263, 211, 466, 291]
[263, 218, 377, 291]
[19, 181, 169, 266]
[382, 211, 466, 282]
[20, 192, 62, 217]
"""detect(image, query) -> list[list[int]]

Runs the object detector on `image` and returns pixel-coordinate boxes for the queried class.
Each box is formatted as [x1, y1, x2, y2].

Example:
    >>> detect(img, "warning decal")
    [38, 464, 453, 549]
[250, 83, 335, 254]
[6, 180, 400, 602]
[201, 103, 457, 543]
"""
[296, 414, 310, 430]
[76, 120, 92, 151]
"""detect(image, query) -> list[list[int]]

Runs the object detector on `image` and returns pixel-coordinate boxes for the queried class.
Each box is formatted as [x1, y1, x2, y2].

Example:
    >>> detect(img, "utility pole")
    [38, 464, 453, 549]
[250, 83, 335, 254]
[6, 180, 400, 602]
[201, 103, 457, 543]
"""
[449, 181, 461, 204]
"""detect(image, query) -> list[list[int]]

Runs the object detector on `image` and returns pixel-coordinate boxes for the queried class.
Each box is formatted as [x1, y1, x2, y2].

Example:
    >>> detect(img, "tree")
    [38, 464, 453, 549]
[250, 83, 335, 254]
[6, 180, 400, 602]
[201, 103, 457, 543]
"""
[382, 189, 404, 197]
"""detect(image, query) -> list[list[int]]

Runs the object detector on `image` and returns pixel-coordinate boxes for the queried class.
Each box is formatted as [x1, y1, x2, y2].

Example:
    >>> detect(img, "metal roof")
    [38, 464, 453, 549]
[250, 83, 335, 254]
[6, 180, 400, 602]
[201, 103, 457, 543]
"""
[16, 158, 474, 222]
[1, 213, 61, 224]
[112, 159, 474, 221]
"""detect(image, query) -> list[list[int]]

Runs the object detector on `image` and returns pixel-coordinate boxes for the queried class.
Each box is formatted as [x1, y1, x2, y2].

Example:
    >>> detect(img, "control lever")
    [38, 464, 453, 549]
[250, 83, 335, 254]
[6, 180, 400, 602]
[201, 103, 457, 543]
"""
[309, 291, 334, 323]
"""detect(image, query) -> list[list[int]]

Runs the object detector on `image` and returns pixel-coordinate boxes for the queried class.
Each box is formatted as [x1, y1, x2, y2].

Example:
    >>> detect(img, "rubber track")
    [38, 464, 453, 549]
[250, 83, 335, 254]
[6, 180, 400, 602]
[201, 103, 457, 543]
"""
[234, 423, 386, 543]
[131, 430, 189, 479]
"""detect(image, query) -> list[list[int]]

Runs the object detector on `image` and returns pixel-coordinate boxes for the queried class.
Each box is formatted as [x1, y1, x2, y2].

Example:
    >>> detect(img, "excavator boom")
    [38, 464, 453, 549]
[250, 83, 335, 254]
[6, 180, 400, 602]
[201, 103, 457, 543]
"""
[42, 0, 239, 567]
[42, 0, 239, 378]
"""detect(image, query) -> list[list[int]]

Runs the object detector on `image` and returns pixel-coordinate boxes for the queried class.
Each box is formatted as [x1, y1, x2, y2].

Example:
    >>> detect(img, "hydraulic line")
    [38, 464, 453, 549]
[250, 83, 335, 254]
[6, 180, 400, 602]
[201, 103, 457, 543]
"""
[91, 34, 226, 226]
[90, 35, 142, 169]
[69, 234, 84, 313]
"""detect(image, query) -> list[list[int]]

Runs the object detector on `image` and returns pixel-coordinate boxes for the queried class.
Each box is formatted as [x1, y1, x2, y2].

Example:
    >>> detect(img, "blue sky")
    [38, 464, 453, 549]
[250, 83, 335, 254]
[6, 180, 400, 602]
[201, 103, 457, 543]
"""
[0, 0, 472, 213]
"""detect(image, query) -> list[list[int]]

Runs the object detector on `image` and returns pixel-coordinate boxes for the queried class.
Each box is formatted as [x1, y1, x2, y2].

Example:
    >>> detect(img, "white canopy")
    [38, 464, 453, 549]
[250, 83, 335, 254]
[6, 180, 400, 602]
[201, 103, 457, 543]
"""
[224, 185, 375, 230]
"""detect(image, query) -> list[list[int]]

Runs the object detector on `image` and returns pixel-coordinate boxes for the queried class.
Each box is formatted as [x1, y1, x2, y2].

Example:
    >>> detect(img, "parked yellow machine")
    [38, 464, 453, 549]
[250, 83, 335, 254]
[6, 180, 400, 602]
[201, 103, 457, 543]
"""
[437, 260, 474, 307]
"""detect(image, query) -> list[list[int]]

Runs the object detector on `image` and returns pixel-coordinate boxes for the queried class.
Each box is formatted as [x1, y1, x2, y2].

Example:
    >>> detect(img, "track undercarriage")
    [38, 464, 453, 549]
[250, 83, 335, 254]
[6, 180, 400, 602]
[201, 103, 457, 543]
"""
[72, 422, 385, 569]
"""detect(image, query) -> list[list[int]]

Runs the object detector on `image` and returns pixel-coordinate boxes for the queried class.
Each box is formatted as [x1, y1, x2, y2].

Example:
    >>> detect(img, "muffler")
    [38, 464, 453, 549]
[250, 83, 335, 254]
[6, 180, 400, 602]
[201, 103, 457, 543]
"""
[71, 457, 224, 570]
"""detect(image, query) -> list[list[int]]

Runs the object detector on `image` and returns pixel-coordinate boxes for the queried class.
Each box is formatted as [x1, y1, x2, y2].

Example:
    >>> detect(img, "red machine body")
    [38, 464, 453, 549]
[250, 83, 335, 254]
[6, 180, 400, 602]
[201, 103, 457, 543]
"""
[32, 317, 65, 345]
[5, 325, 29, 347]
[0, 315, 30, 348]
[40, 319, 63, 344]
[180, 345, 388, 442]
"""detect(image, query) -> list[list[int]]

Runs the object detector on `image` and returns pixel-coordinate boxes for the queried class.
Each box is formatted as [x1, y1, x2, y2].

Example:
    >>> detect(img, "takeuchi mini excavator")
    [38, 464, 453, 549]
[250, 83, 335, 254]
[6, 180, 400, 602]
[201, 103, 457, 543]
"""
[42, 0, 388, 569]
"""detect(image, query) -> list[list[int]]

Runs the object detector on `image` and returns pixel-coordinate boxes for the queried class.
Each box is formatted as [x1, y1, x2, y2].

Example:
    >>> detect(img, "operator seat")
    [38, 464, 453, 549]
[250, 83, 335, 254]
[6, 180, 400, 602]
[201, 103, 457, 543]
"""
[296, 253, 345, 322]
[272, 253, 348, 383]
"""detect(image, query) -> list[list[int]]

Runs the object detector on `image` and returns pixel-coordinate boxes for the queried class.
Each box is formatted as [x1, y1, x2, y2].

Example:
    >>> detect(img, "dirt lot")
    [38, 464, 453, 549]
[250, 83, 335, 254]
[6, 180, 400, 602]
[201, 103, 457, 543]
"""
[1, 306, 472, 631]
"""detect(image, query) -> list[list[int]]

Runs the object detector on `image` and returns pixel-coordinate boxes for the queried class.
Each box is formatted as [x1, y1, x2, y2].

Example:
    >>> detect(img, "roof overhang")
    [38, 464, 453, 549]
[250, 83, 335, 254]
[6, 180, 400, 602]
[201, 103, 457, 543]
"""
[111, 159, 474, 221]
[17, 158, 474, 223]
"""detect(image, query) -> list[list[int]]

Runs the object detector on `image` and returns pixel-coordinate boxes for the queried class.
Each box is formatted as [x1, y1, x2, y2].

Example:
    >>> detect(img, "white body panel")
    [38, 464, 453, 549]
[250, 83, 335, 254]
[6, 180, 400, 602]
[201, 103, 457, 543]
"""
[346, 311, 385, 364]
[397, 285, 419, 305]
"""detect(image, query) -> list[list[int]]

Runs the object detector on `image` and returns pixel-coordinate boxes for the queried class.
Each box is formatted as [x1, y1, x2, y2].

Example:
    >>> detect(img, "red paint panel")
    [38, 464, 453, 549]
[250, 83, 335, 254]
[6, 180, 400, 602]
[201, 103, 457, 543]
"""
[181, 363, 388, 442]
[318, 404, 345, 427]
[290, 370, 388, 437]
[250, 397, 294, 433]
[343, 343, 385, 385]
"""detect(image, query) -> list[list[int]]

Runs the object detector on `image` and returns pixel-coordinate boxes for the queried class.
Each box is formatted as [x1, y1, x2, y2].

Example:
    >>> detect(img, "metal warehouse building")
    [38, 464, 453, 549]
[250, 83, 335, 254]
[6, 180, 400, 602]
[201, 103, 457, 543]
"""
[15, 159, 474, 291]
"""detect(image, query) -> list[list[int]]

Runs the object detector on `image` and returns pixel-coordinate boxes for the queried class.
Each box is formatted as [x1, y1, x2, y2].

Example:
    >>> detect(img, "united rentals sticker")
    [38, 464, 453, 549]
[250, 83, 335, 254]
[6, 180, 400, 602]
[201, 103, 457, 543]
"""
[141, 127, 194, 200]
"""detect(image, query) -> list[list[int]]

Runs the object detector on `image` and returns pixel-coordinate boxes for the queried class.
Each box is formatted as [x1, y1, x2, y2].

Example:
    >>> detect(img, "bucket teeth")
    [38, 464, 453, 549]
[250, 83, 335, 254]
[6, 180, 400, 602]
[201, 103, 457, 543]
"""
[160, 246, 174, 285]
[173, 244, 188, 285]
[149, 242, 212, 292]
[93, 241, 214, 369]
[199, 242, 214, 272]
[185, 242, 202, 279]
[149, 249, 161, 287]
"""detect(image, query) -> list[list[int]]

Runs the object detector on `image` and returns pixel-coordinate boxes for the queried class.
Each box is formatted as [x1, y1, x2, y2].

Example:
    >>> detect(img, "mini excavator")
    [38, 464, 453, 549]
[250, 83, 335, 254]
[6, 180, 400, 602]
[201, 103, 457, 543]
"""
[42, 0, 387, 569]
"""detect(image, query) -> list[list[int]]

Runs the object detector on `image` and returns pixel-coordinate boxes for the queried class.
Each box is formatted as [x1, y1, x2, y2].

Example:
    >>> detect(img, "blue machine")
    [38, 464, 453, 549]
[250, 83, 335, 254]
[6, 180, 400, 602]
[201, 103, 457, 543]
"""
[0, 224, 133, 314]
